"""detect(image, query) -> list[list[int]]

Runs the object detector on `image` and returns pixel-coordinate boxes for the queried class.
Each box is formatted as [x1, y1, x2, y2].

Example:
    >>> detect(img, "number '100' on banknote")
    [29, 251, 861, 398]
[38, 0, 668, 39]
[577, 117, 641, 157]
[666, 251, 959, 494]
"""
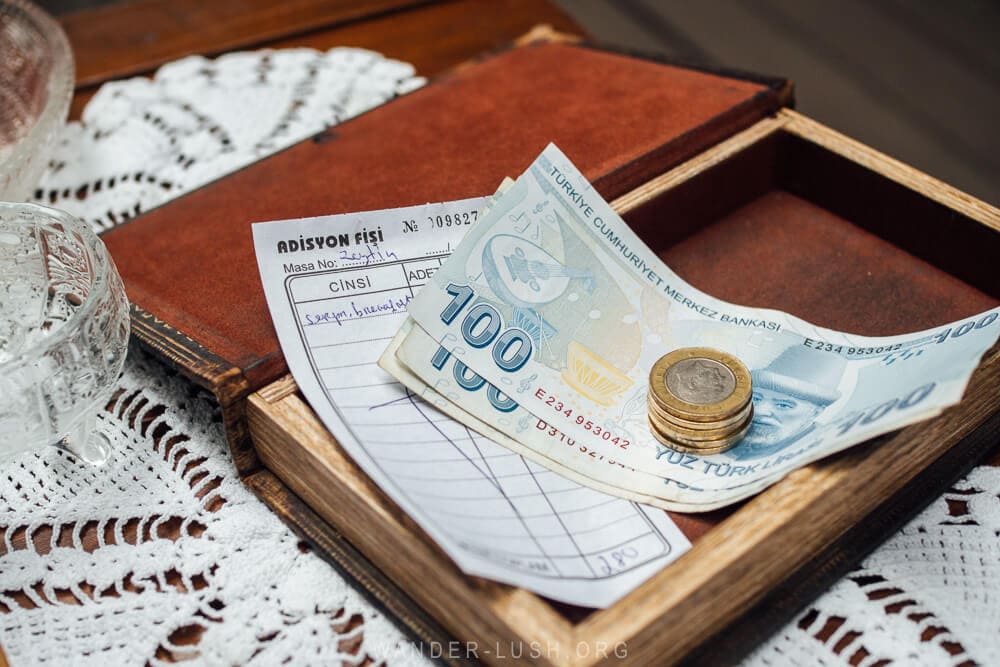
[384, 143, 1000, 510]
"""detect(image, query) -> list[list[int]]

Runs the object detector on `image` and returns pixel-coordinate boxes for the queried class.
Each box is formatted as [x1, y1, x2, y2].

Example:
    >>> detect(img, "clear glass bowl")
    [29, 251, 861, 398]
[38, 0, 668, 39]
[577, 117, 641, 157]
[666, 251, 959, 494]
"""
[0, 203, 130, 464]
[0, 0, 74, 202]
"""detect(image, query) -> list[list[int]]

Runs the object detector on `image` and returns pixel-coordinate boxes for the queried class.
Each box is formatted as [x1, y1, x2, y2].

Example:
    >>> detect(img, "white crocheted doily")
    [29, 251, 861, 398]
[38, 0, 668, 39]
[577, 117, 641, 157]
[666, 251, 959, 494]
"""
[0, 46, 995, 666]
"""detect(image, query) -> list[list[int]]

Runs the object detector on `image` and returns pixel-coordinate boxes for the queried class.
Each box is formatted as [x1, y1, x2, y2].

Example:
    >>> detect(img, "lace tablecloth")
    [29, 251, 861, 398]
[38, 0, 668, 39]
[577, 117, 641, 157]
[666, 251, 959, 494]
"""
[1, 47, 997, 666]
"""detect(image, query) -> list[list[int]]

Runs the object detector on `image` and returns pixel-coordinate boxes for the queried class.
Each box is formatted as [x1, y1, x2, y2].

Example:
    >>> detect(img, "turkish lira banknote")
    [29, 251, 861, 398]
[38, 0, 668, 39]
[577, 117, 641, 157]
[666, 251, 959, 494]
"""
[381, 319, 789, 511]
[381, 144, 1000, 509]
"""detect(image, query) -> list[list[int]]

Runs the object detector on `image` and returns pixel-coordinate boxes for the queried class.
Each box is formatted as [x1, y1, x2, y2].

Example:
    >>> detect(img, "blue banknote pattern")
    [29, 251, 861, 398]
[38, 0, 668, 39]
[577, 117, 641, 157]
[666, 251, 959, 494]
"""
[390, 144, 1000, 508]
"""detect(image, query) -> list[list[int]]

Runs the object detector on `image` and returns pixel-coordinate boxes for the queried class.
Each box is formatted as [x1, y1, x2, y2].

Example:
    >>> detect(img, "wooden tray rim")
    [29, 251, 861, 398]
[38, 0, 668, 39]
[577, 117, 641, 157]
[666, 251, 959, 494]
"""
[246, 110, 1000, 666]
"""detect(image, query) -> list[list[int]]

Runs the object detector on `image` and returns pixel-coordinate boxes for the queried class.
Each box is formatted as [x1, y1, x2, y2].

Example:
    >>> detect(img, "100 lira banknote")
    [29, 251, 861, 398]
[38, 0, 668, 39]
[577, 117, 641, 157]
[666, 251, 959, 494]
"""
[381, 144, 1000, 509]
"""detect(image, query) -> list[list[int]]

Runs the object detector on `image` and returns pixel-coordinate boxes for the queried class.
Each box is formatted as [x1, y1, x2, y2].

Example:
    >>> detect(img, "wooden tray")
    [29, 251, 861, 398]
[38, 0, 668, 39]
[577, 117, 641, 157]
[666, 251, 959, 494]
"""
[246, 109, 1000, 666]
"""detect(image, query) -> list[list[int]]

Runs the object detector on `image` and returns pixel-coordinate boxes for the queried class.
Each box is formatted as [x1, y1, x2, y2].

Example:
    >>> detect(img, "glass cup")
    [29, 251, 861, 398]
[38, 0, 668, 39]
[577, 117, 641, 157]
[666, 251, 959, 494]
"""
[0, 0, 74, 202]
[0, 203, 130, 464]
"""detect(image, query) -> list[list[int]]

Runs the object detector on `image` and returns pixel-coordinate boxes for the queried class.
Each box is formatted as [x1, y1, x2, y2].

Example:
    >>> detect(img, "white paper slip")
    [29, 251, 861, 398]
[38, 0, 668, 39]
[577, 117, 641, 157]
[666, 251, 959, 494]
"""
[252, 199, 691, 608]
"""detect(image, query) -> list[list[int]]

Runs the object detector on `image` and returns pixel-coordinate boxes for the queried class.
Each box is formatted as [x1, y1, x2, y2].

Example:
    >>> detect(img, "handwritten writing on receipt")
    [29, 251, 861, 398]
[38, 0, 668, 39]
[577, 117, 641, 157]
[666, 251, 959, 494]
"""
[252, 198, 690, 608]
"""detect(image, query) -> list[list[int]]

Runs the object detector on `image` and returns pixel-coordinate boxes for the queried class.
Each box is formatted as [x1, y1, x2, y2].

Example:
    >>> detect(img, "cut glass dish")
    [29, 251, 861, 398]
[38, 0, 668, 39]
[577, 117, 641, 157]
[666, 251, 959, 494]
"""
[0, 203, 129, 464]
[0, 0, 74, 201]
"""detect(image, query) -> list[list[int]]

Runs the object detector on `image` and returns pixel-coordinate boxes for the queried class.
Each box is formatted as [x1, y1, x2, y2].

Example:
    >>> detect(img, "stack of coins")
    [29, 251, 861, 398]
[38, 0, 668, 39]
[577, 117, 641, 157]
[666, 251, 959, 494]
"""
[647, 347, 753, 455]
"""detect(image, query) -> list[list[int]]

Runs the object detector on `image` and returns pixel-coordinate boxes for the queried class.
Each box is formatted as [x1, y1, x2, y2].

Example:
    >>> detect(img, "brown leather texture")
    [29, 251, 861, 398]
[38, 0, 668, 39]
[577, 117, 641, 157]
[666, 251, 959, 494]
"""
[661, 183, 998, 542]
[623, 131, 999, 339]
[102, 42, 786, 391]
[662, 191, 998, 333]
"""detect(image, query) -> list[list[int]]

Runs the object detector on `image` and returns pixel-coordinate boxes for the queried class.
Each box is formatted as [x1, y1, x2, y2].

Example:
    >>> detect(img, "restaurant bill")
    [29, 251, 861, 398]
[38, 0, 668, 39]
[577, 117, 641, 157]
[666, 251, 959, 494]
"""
[252, 198, 691, 606]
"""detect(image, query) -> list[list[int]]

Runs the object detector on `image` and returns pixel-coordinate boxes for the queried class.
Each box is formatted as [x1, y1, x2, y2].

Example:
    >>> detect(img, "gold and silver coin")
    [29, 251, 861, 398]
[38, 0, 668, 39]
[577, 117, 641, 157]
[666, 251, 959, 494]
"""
[646, 393, 752, 432]
[646, 418, 750, 456]
[647, 347, 753, 455]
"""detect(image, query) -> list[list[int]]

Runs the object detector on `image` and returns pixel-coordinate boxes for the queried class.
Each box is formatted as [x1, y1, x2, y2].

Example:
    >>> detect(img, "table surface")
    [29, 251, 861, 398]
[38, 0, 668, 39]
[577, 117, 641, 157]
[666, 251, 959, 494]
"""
[61, 0, 583, 119]
[4, 0, 994, 664]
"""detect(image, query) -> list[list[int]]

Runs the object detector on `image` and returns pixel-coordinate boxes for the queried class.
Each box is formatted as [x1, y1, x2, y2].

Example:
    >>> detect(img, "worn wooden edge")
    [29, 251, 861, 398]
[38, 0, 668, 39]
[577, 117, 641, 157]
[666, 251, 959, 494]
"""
[128, 303, 258, 474]
[577, 352, 1000, 666]
[782, 110, 1000, 230]
[248, 351, 1000, 667]
[255, 373, 299, 403]
[513, 25, 583, 48]
[128, 304, 240, 397]
[246, 389, 576, 667]
[441, 23, 583, 77]
[684, 406, 1000, 666]
[243, 469, 477, 667]
[613, 108, 1000, 233]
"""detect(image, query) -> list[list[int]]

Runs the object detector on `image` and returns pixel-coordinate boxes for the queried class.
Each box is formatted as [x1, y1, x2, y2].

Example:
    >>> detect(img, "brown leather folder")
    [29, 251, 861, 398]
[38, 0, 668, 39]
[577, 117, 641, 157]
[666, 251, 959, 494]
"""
[101, 40, 793, 470]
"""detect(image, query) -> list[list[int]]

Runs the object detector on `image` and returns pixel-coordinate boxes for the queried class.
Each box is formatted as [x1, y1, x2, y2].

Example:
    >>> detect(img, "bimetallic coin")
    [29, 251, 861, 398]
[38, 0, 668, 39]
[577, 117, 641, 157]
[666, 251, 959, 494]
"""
[647, 412, 752, 455]
[648, 402, 753, 443]
[646, 394, 752, 432]
[665, 357, 736, 406]
[646, 346, 753, 455]
[649, 347, 751, 421]
[647, 420, 746, 456]
[652, 409, 753, 447]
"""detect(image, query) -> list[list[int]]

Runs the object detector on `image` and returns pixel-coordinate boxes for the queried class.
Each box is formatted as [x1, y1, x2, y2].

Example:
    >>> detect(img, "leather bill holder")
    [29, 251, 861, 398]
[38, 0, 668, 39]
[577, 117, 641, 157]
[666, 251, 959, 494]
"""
[101, 40, 793, 472]
[100, 35, 1000, 666]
